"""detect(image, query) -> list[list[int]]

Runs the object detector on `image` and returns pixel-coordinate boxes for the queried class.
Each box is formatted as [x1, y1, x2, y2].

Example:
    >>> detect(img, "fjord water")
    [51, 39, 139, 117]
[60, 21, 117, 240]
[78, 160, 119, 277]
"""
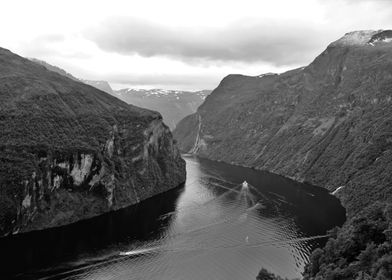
[1, 156, 345, 280]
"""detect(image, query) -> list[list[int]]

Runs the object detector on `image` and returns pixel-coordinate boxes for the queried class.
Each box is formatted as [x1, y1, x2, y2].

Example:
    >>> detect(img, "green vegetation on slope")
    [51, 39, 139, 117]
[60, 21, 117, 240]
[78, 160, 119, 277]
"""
[303, 202, 392, 280]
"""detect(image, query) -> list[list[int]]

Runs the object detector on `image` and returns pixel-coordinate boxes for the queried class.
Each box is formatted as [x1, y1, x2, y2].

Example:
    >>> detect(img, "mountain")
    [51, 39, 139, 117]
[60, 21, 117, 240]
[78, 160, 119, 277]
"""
[174, 30, 392, 279]
[174, 29, 392, 218]
[29, 59, 209, 130]
[0, 47, 186, 236]
[114, 88, 210, 130]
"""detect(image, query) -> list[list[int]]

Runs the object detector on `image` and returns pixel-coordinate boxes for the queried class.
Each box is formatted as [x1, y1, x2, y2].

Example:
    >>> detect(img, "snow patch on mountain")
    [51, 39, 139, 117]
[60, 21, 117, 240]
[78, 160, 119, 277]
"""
[117, 88, 210, 99]
[368, 30, 392, 45]
[257, 73, 277, 78]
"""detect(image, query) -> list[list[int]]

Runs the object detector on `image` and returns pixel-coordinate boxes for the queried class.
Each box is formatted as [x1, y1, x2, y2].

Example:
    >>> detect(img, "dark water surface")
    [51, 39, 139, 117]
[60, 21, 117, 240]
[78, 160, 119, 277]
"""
[1, 156, 345, 280]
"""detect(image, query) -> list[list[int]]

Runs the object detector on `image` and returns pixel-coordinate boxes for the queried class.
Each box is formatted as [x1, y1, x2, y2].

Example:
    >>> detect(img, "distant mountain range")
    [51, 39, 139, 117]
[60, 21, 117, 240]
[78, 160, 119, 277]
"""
[114, 88, 210, 129]
[29, 58, 210, 130]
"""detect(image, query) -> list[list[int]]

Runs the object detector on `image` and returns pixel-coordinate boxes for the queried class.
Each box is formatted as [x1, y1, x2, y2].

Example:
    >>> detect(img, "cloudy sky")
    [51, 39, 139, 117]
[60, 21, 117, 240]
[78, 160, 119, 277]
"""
[1, 0, 392, 90]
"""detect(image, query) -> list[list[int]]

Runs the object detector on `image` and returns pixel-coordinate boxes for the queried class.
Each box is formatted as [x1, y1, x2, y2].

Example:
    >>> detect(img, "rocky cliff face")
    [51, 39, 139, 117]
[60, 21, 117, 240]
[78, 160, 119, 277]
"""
[0, 48, 186, 236]
[174, 30, 392, 218]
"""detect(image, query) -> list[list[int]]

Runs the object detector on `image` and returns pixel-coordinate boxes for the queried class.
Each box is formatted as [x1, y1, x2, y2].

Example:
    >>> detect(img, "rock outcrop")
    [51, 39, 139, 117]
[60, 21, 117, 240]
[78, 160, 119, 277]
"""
[0, 47, 186, 236]
[174, 30, 392, 218]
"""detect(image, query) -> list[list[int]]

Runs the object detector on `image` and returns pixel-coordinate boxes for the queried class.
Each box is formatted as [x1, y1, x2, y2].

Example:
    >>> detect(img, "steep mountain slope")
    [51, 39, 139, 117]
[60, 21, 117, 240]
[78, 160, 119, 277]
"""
[174, 30, 392, 219]
[115, 88, 210, 130]
[0, 47, 186, 236]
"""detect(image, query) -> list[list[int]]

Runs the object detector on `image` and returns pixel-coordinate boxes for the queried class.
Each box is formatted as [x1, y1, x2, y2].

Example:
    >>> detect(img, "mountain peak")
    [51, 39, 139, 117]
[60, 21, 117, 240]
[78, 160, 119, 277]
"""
[330, 30, 384, 47]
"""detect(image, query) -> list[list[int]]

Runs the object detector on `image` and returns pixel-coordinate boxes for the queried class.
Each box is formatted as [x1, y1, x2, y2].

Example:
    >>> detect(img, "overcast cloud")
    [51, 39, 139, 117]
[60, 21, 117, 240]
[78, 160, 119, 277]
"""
[87, 18, 324, 66]
[1, 0, 392, 90]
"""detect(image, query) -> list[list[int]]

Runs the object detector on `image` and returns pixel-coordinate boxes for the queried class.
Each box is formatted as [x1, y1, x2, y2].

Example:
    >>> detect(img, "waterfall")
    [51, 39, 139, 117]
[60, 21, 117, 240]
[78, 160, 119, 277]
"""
[189, 114, 202, 154]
